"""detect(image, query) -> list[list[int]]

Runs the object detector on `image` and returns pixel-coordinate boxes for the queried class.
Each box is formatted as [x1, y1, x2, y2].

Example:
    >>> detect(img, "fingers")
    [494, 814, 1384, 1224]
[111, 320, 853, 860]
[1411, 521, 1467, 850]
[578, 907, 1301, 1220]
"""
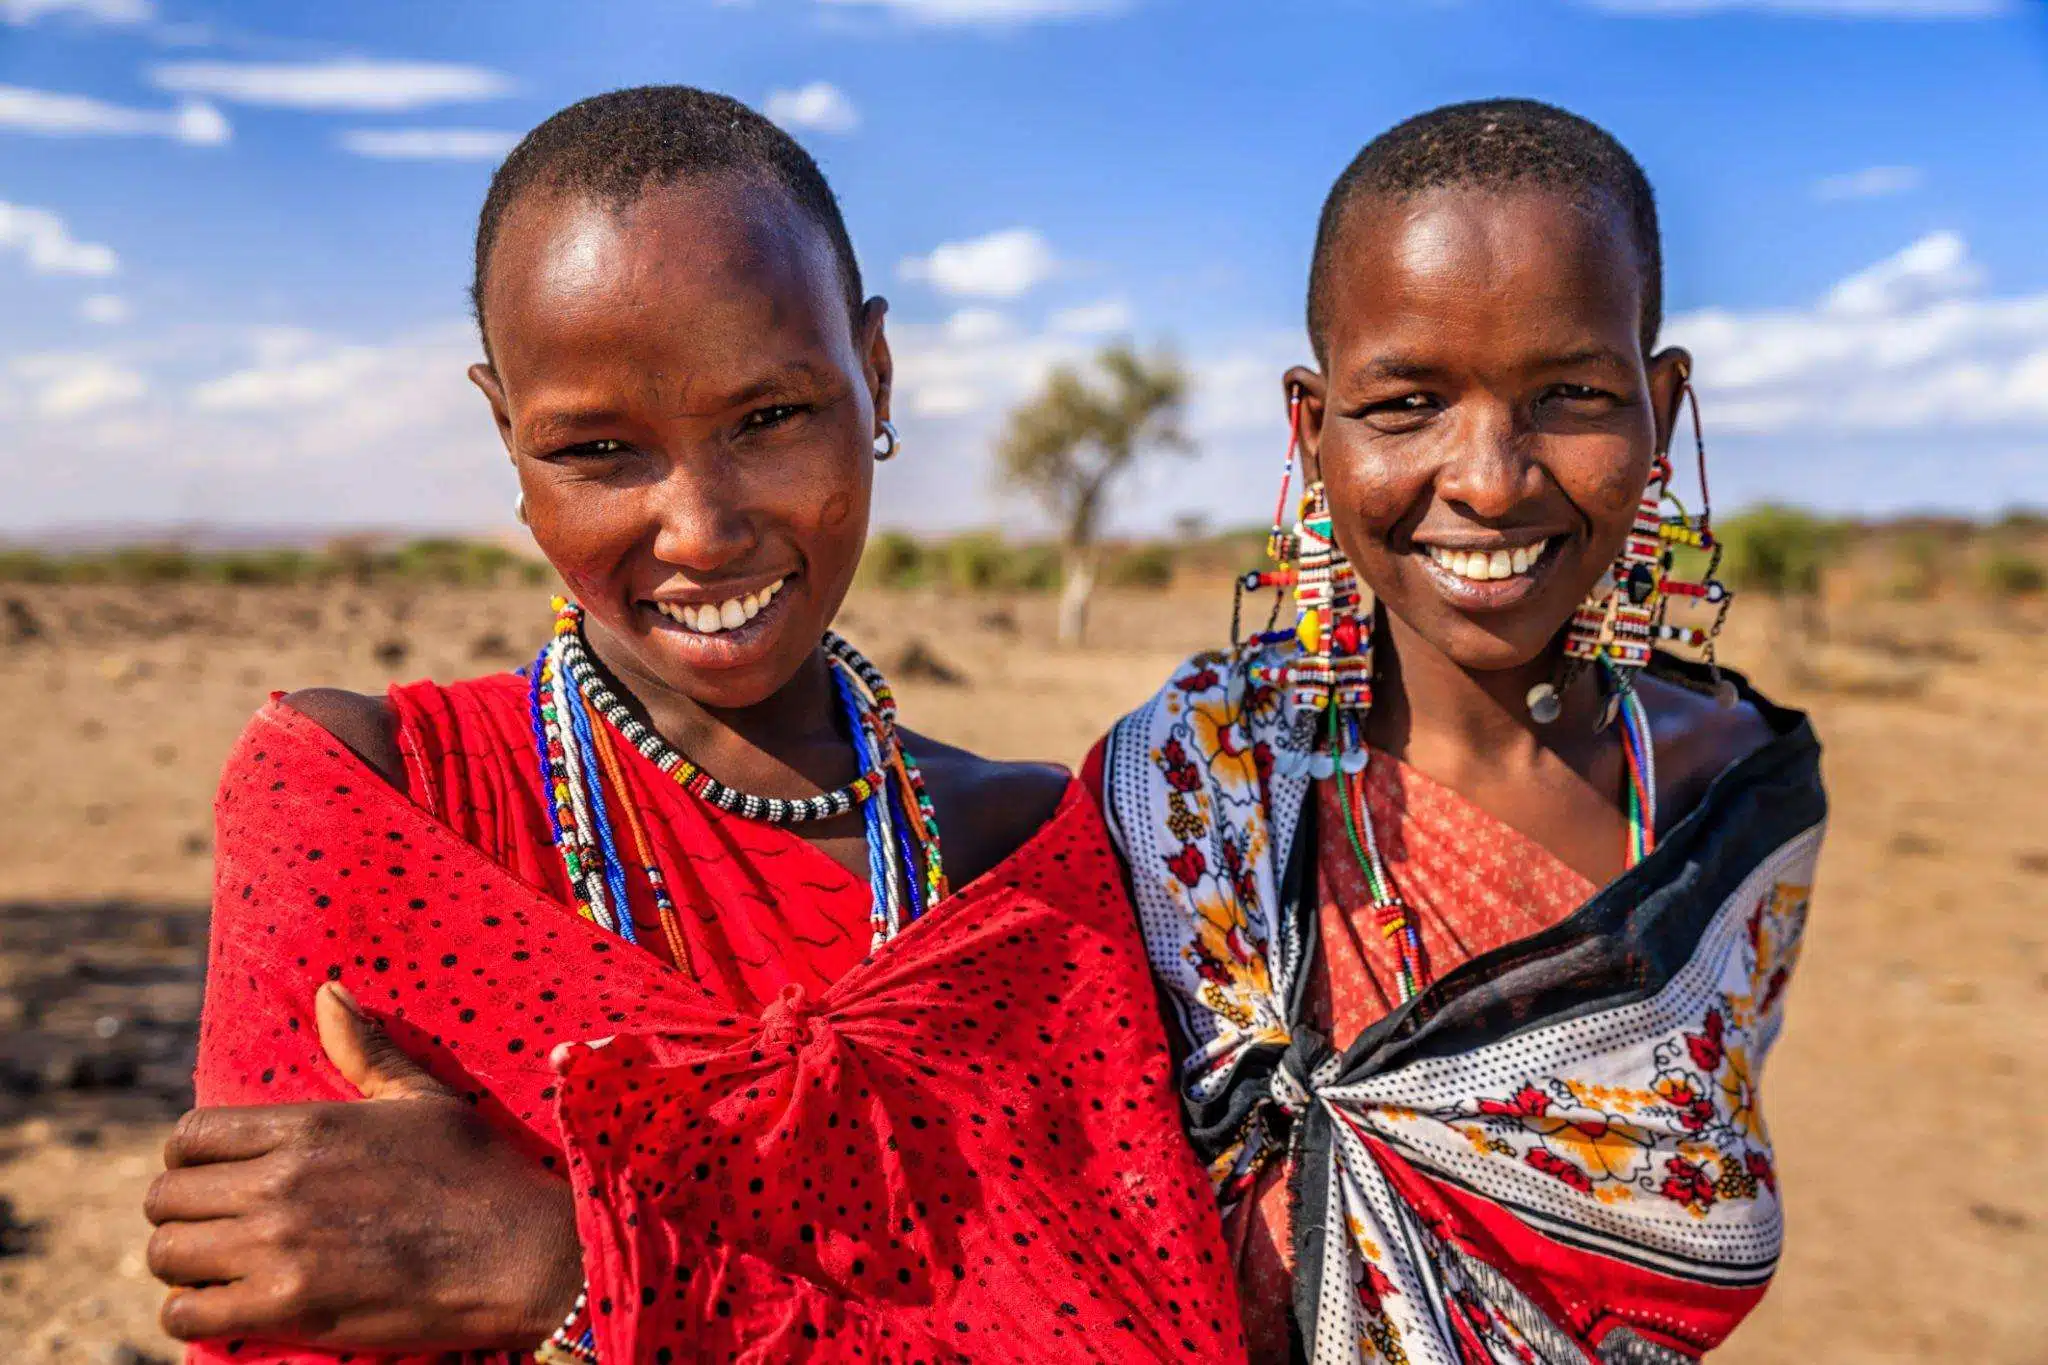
[161, 1279, 329, 1344]
[144, 1161, 266, 1224]
[315, 981, 450, 1101]
[163, 1106, 297, 1169]
[147, 1216, 254, 1288]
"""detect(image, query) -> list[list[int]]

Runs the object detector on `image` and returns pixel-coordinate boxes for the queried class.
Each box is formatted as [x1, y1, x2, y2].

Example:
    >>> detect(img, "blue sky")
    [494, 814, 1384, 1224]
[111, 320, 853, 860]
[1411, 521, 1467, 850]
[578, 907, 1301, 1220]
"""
[3, 0, 2045, 536]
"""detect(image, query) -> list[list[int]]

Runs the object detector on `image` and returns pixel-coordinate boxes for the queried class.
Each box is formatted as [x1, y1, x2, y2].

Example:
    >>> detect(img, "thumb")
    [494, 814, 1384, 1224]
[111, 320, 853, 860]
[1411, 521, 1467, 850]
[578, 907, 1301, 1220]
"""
[315, 981, 452, 1101]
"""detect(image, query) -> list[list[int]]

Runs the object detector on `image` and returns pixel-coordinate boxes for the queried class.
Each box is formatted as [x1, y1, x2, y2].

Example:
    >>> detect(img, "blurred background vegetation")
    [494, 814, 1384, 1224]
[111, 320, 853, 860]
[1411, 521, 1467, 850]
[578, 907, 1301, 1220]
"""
[2, 509, 2044, 605]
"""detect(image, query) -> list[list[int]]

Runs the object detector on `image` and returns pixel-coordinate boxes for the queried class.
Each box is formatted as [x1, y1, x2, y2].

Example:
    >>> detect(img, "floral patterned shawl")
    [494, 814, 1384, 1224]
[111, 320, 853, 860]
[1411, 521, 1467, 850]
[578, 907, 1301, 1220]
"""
[1096, 644, 1825, 1364]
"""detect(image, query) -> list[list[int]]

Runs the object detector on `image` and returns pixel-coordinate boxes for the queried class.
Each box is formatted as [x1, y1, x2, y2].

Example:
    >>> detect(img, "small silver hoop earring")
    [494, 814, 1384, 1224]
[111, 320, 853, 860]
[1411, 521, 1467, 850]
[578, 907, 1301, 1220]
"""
[873, 420, 900, 462]
[515, 492, 529, 525]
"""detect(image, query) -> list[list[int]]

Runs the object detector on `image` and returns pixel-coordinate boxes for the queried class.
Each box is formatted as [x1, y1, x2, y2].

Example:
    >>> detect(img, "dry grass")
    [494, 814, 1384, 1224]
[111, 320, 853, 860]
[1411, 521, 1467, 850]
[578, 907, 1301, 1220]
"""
[1, 582, 2043, 1363]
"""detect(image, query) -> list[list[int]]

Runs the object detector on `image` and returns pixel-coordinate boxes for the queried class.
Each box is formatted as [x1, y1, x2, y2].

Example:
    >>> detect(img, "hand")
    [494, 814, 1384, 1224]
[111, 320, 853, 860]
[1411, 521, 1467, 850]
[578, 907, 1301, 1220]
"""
[144, 983, 584, 1350]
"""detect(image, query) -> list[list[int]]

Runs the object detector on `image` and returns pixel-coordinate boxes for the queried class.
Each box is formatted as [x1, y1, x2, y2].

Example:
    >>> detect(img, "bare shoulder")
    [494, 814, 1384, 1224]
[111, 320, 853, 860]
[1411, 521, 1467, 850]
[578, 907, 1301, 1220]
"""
[1639, 674, 1776, 830]
[277, 687, 406, 792]
[900, 729, 1072, 889]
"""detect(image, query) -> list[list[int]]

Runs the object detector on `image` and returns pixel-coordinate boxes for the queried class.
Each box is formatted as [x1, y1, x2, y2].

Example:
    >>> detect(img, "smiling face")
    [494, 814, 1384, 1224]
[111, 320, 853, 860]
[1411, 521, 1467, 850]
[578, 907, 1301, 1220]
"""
[470, 173, 888, 710]
[1296, 186, 1687, 673]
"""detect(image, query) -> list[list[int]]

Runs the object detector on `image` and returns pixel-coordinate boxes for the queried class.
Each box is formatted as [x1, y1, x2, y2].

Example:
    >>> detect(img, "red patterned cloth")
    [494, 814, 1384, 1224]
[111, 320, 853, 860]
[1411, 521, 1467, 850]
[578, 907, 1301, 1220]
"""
[1228, 755, 1595, 1365]
[191, 682, 1247, 1364]
[388, 673, 875, 1009]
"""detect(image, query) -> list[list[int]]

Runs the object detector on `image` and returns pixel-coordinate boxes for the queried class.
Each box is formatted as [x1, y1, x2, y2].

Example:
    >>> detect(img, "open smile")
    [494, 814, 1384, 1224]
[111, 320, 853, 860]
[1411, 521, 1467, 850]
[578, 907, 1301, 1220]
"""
[638, 574, 796, 667]
[1413, 536, 1568, 612]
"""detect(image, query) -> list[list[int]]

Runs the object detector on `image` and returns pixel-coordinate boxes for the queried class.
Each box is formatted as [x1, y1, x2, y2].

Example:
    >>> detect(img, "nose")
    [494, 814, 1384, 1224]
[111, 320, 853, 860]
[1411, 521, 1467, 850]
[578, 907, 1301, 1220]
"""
[1434, 399, 1541, 521]
[647, 452, 758, 573]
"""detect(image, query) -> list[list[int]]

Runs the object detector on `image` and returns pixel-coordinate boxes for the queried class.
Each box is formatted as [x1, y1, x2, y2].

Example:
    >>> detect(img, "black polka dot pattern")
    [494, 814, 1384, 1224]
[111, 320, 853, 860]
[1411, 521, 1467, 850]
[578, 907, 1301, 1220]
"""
[193, 698, 1249, 1363]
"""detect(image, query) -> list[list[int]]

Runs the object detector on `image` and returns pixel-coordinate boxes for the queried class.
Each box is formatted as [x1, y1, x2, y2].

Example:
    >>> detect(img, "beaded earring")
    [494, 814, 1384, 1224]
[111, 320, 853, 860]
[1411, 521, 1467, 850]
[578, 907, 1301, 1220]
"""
[1230, 387, 1374, 767]
[1527, 368, 1734, 724]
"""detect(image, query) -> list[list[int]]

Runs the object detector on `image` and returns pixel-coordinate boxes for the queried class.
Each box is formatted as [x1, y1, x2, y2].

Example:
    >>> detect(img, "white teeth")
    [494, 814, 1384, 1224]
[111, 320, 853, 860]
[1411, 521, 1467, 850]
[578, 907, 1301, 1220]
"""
[1425, 539, 1549, 583]
[653, 577, 786, 634]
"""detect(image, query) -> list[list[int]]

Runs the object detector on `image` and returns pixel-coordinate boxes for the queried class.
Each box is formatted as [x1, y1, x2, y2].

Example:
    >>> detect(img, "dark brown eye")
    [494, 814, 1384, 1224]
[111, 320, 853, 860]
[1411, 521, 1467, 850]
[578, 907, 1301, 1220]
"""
[743, 404, 805, 431]
[550, 438, 629, 459]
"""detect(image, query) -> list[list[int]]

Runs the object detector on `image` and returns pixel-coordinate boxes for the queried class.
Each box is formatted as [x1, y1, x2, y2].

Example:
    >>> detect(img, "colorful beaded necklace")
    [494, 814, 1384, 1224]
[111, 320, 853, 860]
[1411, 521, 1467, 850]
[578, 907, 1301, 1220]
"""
[529, 598, 948, 958]
[1324, 657, 1657, 1004]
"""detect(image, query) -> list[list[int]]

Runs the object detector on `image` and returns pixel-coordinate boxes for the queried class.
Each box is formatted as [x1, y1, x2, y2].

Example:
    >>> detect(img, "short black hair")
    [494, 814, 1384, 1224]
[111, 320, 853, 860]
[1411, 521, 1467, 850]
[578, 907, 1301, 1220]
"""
[471, 85, 863, 349]
[1307, 98, 1662, 363]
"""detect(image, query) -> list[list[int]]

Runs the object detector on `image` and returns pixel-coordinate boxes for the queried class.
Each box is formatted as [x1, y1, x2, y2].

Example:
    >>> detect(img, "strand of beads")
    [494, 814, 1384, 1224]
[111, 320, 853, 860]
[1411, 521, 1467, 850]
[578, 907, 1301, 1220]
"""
[552, 600, 884, 825]
[1330, 662, 1658, 1007]
[529, 599, 945, 965]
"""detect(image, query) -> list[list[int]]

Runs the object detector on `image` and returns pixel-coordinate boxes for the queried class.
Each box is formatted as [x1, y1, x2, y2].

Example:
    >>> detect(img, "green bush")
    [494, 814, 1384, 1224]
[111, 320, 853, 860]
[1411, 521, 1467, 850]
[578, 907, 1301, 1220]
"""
[1102, 542, 1177, 589]
[203, 548, 322, 586]
[1885, 531, 1947, 602]
[0, 549, 63, 583]
[1979, 547, 2047, 598]
[388, 538, 525, 586]
[107, 545, 198, 583]
[941, 532, 1011, 592]
[1715, 506, 1839, 598]
[860, 530, 928, 590]
[1005, 543, 1062, 592]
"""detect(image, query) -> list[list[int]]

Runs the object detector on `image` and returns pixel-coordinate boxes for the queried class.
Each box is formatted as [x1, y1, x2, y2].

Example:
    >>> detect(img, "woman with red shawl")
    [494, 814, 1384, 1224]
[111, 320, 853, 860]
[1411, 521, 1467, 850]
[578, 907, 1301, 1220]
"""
[142, 87, 1244, 1365]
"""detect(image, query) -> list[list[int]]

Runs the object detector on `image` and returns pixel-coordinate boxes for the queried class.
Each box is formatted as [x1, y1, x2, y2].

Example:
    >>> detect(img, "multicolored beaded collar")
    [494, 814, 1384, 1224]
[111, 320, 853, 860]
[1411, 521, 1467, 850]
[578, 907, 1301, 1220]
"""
[529, 598, 948, 961]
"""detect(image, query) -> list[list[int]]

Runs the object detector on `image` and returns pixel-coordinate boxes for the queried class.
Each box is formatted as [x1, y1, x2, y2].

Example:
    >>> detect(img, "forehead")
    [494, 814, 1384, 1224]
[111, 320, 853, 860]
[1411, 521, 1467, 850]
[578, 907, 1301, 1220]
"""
[481, 174, 848, 379]
[1320, 186, 1645, 366]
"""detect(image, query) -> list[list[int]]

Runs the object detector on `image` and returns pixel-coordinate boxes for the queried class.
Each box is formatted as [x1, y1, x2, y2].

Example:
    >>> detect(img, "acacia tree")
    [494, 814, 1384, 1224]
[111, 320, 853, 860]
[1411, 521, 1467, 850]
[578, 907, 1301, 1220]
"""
[996, 343, 1191, 645]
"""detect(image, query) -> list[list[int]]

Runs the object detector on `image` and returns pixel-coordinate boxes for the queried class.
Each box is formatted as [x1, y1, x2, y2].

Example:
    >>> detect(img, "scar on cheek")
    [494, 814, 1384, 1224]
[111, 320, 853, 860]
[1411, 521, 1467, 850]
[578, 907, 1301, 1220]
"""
[818, 490, 854, 529]
[560, 568, 600, 600]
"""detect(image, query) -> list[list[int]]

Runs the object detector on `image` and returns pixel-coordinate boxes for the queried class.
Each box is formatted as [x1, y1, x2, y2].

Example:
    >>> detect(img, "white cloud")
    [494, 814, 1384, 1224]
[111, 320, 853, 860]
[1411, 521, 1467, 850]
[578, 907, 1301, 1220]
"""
[1813, 165, 1924, 201]
[1668, 231, 2048, 435]
[1050, 298, 1133, 335]
[764, 82, 860, 135]
[0, 201, 117, 276]
[816, 0, 1125, 23]
[150, 59, 513, 112]
[1581, 0, 2009, 14]
[338, 127, 519, 161]
[0, 84, 229, 144]
[899, 228, 1059, 300]
[1822, 229, 1981, 317]
[1, 0, 151, 21]
[0, 321, 522, 530]
[80, 293, 129, 325]
[10, 352, 147, 418]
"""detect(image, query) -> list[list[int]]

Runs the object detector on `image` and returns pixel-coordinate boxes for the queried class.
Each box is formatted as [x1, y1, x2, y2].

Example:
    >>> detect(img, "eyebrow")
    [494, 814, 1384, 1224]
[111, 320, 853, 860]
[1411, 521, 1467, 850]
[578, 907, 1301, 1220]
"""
[1534, 348, 1633, 373]
[1348, 357, 1452, 385]
[1344, 348, 1633, 388]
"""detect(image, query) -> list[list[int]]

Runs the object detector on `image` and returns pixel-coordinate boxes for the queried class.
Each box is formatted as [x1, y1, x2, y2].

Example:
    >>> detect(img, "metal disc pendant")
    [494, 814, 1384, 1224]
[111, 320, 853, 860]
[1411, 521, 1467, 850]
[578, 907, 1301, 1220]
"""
[1526, 682, 1562, 724]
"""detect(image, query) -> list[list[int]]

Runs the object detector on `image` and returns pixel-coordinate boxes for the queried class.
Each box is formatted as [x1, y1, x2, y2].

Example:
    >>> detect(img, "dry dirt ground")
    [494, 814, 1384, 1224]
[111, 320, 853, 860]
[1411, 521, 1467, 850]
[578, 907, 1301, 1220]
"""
[1, 582, 2042, 1364]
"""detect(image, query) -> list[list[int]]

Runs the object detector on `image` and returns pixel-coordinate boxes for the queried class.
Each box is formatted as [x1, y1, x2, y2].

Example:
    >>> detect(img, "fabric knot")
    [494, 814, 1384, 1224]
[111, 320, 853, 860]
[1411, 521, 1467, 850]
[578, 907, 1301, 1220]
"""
[1266, 1028, 1340, 1117]
[758, 982, 817, 1049]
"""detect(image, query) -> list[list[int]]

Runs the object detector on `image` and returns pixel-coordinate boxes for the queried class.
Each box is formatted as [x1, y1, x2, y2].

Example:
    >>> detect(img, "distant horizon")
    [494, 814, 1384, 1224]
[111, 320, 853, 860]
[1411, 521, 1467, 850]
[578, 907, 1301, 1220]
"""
[6, 501, 2045, 554]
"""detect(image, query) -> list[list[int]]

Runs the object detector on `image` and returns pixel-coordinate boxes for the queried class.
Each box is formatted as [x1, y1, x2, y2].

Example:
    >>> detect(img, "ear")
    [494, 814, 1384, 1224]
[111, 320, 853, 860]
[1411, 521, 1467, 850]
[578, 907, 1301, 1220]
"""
[468, 362, 516, 458]
[858, 296, 893, 429]
[1647, 346, 1693, 457]
[1284, 364, 1327, 481]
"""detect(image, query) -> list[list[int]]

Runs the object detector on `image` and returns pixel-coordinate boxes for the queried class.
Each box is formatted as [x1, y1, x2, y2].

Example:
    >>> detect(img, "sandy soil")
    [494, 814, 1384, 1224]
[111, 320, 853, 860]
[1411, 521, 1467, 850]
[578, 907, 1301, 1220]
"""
[1, 581, 2042, 1363]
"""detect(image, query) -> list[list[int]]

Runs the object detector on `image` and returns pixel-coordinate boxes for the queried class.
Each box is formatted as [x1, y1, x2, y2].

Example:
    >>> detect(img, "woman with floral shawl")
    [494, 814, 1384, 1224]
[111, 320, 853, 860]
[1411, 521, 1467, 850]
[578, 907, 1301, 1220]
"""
[1090, 101, 1824, 1364]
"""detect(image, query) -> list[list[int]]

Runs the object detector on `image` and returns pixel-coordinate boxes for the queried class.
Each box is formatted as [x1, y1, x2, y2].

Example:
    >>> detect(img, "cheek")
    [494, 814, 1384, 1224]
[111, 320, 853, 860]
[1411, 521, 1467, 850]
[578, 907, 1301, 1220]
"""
[1319, 435, 1426, 560]
[1554, 434, 1653, 533]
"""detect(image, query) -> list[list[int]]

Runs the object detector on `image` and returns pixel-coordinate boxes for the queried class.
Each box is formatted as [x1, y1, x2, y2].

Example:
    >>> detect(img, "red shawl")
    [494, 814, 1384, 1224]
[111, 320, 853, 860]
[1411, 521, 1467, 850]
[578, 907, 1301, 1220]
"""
[193, 688, 1246, 1364]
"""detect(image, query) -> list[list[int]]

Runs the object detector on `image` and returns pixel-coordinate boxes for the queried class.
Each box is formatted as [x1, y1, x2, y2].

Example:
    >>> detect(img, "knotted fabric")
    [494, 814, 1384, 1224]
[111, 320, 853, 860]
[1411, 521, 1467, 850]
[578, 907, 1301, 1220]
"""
[191, 694, 1247, 1364]
[1095, 646, 1826, 1364]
